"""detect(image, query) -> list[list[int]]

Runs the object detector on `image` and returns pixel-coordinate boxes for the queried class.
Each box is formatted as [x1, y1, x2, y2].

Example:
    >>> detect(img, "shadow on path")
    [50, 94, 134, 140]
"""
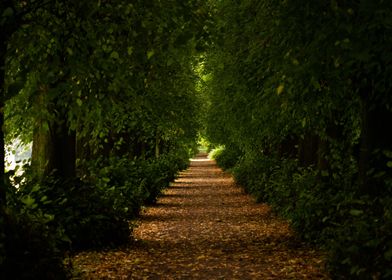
[73, 153, 329, 279]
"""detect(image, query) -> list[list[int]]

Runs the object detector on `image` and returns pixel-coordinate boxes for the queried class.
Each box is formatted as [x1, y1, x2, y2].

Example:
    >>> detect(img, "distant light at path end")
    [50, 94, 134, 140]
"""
[190, 158, 211, 162]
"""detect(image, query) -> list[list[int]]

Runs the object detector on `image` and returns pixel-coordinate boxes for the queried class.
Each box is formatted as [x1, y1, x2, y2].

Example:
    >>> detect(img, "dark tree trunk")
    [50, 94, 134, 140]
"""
[0, 41, 6, 206]
[31, 89, 51, 177]
[155, 133, 160, 159]
[298, 133, 319, 167]
[31, 85, 76, 179]
[50, 119, 76, 179]
[317, 137, 328, 171]
[359, 96, 392, 194]
[133, 140, 146, 159]
[317, 123, 343, 172]
[31, 89, 76, 180]
[75, 135, 92, 176]
[32, 119, 76, 180]
[31, 121, 52, 177]
[278, 135, 298, 159]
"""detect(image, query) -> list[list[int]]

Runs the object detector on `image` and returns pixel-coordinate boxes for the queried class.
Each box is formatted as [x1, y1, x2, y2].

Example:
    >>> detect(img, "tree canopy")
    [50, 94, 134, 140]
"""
[1, 0, 392, 279]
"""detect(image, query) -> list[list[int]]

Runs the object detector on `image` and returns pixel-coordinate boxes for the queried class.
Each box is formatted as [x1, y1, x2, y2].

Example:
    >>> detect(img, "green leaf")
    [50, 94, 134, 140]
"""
[2, 7, 14, 18]
[59, 198, 68, 205]
[301, 118, 307, 128]
[387, 161, 392, 168]
[321, 170, 329, 177]
[276, 84, 284, 95]
[127, 47, 133, 55]
[66, 47, 73, 55]
[76, 98, 83, 106]
[21, 195, 36, 208]
[349, 209, 363, 216]
[110, 51, 120, 60]
[384, 249, 392, 261]
[62, 234, 72, 243]
[43, 214, 54, 222]
[147, 50, 155, 59]
[167, 57, 174, 66]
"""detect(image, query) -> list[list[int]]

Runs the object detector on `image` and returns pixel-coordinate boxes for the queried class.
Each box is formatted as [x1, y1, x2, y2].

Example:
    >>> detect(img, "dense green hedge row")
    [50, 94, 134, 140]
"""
[213, 149, 392, 279]
[1, 148, 194, 279]
[205, 0, 392, 278]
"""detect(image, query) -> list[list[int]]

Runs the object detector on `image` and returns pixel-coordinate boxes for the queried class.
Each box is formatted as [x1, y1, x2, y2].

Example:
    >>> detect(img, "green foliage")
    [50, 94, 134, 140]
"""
[1, 0, 207, 275]
[143, 151, 190, 204]
[16, 177, 131, 250]
[15, 148, 191, 251]
[209, 145, 242, 170]
[205, 0, 392, 278]
[328, 197, 392, 279]
[231, 153, 392, 278]
[0, 211, 70, 279]
[0, 185, 70, 279]
[1, 141, 191, 257]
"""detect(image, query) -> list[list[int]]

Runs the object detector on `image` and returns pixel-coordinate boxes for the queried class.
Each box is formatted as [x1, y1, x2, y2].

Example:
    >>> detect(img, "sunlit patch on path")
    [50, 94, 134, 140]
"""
[73, 153, 329, 279]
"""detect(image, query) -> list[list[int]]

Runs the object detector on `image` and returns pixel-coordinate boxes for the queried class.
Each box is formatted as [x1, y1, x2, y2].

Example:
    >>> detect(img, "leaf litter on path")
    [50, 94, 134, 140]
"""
[72, 153, 329, 279]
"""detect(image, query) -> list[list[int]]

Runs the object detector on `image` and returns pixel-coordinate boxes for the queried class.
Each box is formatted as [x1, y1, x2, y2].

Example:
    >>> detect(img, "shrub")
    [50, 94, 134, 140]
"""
[210, 145, 242, 170]
[328, 196, 392, 279]
[0, 194, 71, 279]
[143, 150, 191, 204]
[229, 151, 392, 278]
[16, 176, 133, 250]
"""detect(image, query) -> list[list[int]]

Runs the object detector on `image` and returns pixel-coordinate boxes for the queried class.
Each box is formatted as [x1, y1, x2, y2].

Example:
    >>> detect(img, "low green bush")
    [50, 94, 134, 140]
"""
[1, 147, 192, 278]
[16, 178, 133, 250]
[210, 145, 242, 170]
[328, 196, 392, 279]
[227, 152, 392, 279]
[143, 150, 191, 204]
[0, 185, 71, 279]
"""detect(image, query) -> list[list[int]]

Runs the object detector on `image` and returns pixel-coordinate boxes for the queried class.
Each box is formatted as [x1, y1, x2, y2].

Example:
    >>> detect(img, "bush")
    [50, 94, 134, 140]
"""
[328, 197, 392, 279]
[16, 176, 134, 250]
[229, 152, 392, 278]
[210, 145, 242, 170]
[0, 200, 71, 279]
[143, 150, 191, 204]
[0, 146, 192, 278]
[12, 147, 191, 252]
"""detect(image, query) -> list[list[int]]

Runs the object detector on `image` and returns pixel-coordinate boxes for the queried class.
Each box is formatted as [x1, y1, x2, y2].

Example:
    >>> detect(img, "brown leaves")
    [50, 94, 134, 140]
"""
[72, 154, 329, 279]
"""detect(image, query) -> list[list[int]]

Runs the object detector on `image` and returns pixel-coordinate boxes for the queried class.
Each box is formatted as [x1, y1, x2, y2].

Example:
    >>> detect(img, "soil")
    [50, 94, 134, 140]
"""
[72, 153, 329, 279]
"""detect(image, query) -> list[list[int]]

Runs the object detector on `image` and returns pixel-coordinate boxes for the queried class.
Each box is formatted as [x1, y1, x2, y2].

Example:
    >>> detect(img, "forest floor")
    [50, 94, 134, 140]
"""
[72, 153, 329, 279]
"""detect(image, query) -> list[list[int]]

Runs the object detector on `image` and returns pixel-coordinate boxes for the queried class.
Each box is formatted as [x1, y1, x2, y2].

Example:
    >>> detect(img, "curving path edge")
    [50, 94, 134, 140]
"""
[73, 153, 329, 279]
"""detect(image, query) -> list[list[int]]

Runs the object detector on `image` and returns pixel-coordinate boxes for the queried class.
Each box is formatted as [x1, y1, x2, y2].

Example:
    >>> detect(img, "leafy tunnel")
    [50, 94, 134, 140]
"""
[1, 1, 391, 279]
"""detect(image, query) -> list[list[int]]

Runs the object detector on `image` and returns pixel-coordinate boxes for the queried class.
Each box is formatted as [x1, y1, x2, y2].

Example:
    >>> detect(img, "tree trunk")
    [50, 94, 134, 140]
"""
[31, 121, 52, 177]
[317, 137, 328, 171]
[359, 96, 392, 194]
[32, 119, 76, 179]
[317, 124, 342, 172]
[50, 118, 76, 179]
[31, 88, 76, 180]
[155, 133, 160, 159]
[278, 135, 298, 159]
[0, 41, 6, 206]
[298, 133, 318, 167]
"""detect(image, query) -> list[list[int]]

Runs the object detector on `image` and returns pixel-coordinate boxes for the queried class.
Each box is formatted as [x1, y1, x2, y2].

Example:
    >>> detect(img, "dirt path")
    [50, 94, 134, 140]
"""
[73, 153, 329, 279]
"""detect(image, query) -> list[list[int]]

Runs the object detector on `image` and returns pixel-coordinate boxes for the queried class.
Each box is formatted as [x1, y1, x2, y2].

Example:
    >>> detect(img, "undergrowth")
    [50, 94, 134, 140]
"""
[0, 149, 192, 279]
[212, 146, 392, 279]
